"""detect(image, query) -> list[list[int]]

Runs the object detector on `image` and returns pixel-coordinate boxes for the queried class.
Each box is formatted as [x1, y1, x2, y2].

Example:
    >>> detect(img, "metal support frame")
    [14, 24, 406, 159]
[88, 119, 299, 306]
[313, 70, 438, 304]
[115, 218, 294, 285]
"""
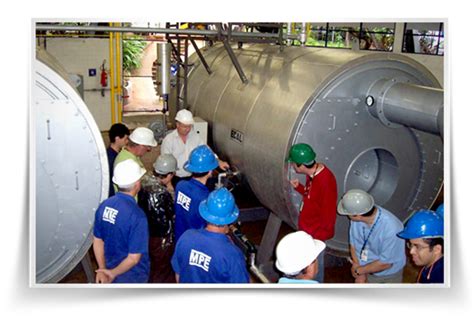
[35, 23, 297, 42]
[80, 251, 95, 283]
[255, 212, 282, 279]
[191, 38, 212, 75]
[222, 39, 248, 84]
[36, 22, 294, 87]
[184, 37, 189, 109]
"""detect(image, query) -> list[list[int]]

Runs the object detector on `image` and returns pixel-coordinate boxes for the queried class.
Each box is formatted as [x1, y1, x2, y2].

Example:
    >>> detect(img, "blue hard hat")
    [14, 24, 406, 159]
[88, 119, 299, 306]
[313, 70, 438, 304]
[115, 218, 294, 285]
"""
[436, 203, 444, 218]
[184, 145, 218, 173]
[199, 188, 239, 225]
[397, 209, 444, 240]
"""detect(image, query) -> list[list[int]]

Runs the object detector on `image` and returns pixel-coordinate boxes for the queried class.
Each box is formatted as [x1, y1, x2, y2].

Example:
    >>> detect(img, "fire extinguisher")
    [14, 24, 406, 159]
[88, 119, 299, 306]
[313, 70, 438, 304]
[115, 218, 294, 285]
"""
[100, 60, 108, 97]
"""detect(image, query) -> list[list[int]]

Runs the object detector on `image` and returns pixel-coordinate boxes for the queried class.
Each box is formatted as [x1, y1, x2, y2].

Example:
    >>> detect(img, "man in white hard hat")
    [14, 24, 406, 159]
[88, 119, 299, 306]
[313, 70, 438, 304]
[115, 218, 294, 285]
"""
[275, 231, 326, 284]
[337, 189, 406, 283]
[93, 159, 150, 283]
[138, 153, 177, 283]
[114, 127, 157, 194]
[114, 126, 157, 170]
[161, 109, 229, 187]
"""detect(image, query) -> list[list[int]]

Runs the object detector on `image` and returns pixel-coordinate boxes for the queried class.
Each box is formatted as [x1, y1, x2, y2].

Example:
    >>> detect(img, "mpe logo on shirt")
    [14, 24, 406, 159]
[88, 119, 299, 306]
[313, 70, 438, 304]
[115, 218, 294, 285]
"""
[103, 206, 119, 225]
[177, 191, 191, 211]
[189, 249, 212, 272]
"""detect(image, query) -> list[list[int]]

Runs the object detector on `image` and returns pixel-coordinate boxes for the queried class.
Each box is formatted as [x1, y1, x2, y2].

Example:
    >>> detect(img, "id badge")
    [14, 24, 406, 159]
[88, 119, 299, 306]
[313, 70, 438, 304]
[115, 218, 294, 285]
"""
[361, 249, 368, 262]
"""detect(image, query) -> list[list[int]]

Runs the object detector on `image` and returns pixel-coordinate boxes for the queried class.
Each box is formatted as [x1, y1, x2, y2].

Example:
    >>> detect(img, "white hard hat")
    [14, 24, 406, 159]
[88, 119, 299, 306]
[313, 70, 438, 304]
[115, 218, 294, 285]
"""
[275, 231, 326, 275]
[175, 109, 194, 125]
[337, 189, 375, 216]
[112, 159, 146, 187]
[129, 127, 157, 147]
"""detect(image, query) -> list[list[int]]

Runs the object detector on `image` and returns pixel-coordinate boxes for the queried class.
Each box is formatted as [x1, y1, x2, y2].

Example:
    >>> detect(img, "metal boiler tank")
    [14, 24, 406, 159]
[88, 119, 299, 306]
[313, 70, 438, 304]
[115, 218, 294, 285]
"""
[186, 43, 443, 252]
[33, 49, 109, 283]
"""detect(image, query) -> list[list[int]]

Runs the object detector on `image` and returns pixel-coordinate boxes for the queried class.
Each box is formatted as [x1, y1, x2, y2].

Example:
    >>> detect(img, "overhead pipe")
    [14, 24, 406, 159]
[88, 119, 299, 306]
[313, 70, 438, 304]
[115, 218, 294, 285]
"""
[35, 24, 299, 41]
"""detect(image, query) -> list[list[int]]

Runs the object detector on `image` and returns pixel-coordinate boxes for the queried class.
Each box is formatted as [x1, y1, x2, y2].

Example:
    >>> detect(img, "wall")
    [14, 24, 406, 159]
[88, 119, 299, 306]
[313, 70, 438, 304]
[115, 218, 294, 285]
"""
[37, 38, 113, 131]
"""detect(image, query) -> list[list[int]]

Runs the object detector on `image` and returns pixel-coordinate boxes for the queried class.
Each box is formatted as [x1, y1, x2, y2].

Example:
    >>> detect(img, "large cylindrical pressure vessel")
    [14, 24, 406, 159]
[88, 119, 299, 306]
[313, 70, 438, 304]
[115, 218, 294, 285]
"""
[33, 49, 109, 283]
[186, 44, 443, 252]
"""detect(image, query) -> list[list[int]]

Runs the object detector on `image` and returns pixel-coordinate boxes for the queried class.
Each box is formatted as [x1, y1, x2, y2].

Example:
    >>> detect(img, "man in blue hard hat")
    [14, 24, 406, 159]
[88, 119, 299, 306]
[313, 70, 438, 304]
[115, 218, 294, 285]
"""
[173, 145, 218, 242]
[171, 187, 249, 283]
[397, 209, 444, 283]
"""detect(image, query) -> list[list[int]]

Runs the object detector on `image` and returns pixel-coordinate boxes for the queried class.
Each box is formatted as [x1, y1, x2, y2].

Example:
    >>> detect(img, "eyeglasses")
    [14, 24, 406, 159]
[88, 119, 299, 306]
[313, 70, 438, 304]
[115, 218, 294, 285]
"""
[406, 242, 430, 251]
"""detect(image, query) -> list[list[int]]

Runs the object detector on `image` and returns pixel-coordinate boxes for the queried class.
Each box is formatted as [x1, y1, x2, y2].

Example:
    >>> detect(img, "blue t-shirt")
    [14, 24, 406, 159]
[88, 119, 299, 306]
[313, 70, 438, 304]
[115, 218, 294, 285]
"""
[349, 206, 406, 276]
[93, 192, 150, 283]
[171, 229, 249, 283]
[418, 256, 444, 284]
[106, 146, 118, 197]
[278, 277, 319, 284]
[174, 179, 209, 241]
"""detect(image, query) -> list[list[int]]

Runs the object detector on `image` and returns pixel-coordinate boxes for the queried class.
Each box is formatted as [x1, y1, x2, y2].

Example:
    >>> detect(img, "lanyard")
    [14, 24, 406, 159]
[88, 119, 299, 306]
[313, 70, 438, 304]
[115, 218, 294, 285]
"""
[303, 166, 322, 198]
[359, 209, 381, 259]
[416, 257, 441, 283]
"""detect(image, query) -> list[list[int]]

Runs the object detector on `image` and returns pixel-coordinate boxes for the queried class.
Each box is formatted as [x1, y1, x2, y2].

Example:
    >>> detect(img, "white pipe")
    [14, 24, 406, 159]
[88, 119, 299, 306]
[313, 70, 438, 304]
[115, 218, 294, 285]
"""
[300, 23, 307, 46]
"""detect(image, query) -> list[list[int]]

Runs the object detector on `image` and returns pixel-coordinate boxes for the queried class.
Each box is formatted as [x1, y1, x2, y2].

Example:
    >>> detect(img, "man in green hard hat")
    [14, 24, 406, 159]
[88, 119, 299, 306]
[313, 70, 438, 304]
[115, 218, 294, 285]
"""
[287, 143, 337, 283]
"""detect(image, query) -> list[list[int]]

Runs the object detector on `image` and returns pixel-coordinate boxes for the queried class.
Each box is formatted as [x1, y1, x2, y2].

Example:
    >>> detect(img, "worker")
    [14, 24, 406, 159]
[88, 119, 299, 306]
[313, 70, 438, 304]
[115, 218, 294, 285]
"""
[171, 187, 249, 283]
[114, 126, 157, 170]
[93, 159, 150, 283]
[397, 209, 444, 283]
[287, 143, 337, 282]
[114, 126, 157, 194]
[174, 145, 218, 242]
[161, 109, 229, 188]
[275, 231, 326, 284]
[138, 154, 177, 283]
[106, 123, 130, 197]
[152, 153, 177, 196]
[337, 189, 406, 283]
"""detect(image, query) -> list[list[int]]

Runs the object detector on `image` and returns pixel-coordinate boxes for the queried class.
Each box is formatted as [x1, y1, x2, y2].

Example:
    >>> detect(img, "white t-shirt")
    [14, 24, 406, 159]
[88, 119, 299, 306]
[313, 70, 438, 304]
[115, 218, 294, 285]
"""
[161, 129, 205, 177]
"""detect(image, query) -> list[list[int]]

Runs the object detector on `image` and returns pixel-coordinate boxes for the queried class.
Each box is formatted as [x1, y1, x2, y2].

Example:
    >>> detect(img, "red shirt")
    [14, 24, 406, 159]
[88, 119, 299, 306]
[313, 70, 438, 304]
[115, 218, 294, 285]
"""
[295, 165, 337, 241]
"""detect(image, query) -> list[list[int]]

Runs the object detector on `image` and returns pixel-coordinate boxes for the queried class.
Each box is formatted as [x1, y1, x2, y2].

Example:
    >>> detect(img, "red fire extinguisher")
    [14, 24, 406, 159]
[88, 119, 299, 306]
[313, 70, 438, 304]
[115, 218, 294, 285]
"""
[100, 60, 108, 96]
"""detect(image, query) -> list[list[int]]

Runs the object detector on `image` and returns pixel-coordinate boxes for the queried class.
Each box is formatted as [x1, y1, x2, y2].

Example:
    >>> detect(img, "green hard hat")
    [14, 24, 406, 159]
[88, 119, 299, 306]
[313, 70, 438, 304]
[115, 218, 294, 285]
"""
[287, 143, 316, 165]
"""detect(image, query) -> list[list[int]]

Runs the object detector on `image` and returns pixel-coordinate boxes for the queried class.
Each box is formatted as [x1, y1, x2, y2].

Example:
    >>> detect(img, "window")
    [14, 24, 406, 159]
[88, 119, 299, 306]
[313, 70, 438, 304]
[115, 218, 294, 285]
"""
[403, 23, 444, 55]
[358, 23, 395, 51]
[289, 23, 394, 51]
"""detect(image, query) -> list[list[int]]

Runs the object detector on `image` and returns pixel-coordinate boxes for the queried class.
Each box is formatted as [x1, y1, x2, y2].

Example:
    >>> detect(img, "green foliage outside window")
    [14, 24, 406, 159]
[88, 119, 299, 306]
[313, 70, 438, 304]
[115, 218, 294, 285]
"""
[122, 35, 147, 74]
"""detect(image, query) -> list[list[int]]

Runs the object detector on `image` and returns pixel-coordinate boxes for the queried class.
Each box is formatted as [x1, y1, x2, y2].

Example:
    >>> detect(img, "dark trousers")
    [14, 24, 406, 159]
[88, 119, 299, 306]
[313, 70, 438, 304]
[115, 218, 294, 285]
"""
[148, 237, 176, 283]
